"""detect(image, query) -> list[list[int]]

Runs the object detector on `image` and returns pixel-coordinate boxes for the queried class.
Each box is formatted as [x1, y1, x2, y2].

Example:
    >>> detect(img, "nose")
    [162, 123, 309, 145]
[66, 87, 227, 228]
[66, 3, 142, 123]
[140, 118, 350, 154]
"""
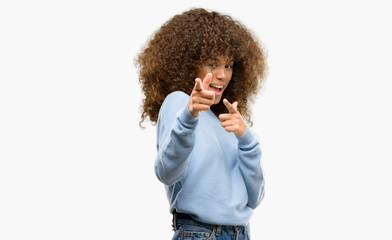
[212, 65, 226, 80]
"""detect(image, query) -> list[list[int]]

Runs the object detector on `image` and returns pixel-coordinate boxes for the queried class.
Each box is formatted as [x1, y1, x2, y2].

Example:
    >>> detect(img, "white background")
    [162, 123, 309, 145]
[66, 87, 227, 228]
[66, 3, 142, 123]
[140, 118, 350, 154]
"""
[1, 0, 391, 239]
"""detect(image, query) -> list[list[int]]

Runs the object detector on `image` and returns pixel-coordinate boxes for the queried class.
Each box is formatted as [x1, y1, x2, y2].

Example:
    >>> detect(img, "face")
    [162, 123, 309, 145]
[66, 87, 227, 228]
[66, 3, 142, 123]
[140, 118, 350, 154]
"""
[197, 55, 234, 104]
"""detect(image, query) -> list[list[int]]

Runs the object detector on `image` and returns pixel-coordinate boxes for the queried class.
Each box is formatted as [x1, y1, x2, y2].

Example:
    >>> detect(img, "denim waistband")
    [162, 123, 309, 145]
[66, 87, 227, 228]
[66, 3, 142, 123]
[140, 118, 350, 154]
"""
[172, 211, 248, 236]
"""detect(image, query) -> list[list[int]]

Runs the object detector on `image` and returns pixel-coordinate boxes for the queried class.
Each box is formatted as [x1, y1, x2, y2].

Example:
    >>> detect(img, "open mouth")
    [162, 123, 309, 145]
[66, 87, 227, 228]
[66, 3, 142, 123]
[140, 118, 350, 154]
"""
[210, 84, 224, 95]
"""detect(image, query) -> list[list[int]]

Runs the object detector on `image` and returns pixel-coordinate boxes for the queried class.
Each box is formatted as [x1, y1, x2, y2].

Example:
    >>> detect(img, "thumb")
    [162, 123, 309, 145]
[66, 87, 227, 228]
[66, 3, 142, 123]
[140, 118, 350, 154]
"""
[232, 101, 238, 111]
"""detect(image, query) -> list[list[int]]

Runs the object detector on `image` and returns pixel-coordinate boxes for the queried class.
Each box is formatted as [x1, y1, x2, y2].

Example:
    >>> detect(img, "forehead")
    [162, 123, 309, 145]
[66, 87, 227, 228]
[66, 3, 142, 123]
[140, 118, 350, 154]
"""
[211, 55, 234, 63]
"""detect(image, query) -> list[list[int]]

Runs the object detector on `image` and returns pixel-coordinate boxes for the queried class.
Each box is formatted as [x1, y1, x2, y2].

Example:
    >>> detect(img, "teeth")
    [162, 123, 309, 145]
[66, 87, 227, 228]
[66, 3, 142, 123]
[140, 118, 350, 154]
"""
[211, 84, 223, 89]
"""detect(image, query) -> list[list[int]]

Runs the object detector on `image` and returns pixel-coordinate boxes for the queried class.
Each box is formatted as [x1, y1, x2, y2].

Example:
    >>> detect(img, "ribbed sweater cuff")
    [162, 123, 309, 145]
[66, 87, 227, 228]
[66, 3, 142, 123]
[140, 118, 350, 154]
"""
[237, 127, 255, 147]
[178, 106, 199, 127]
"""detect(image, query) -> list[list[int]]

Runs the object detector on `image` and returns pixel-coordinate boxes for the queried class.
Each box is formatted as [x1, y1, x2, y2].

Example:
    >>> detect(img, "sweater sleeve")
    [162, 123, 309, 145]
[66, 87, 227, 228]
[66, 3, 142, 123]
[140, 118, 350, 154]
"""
[155, 91, 199, 186]
[237, 127, 265, 209]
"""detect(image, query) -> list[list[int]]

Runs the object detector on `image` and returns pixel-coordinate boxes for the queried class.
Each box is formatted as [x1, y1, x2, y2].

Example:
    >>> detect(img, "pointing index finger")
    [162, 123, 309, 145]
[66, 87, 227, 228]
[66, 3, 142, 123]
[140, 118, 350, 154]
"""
[194, 78, 202, 91]
[223, 99, 237, 113]
[202, 73, 212, 90]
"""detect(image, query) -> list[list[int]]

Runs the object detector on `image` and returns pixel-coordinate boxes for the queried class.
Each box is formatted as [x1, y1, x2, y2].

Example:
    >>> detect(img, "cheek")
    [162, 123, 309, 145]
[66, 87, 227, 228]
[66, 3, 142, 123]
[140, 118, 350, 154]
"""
[227, 70, 233, 80]
[226, 75, 233, 86]
[197, 67, 211, 79]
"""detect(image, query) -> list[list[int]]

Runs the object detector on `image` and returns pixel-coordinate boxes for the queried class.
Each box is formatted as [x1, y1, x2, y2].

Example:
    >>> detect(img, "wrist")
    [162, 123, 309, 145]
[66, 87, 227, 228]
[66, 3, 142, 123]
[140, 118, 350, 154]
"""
[187, 98, 200, 116]
[235, 126, 246, 137]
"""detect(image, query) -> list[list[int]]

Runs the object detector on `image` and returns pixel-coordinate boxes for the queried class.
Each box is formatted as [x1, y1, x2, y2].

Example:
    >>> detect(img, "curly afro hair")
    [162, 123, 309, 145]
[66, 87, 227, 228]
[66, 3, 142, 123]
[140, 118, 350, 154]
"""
[135, 8, 267, 127]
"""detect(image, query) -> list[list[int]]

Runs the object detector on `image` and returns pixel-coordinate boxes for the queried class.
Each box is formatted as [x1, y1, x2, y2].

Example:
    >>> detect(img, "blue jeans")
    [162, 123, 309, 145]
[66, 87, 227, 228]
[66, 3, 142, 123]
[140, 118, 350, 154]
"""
[172, 213, 250, 240]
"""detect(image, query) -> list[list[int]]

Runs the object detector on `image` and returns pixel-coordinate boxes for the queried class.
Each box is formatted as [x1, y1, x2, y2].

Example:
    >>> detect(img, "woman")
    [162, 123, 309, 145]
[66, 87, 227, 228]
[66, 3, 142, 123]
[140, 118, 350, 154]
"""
[135, 7, 267, 240]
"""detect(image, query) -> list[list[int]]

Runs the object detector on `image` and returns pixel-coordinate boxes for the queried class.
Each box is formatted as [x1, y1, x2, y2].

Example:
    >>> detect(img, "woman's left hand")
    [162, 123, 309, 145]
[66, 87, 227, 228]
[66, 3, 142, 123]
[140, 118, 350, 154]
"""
[219, 99, 247, 137]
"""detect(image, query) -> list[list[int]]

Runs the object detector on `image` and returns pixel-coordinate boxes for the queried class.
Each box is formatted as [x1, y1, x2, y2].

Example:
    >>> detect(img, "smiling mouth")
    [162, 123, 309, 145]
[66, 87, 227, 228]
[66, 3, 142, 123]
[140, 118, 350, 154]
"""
[210, 84, 224, 95]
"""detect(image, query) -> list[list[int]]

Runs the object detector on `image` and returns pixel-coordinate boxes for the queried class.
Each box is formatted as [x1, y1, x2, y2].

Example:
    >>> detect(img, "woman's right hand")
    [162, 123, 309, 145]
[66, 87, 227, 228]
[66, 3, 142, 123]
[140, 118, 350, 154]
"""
[187, 73, 215, 116]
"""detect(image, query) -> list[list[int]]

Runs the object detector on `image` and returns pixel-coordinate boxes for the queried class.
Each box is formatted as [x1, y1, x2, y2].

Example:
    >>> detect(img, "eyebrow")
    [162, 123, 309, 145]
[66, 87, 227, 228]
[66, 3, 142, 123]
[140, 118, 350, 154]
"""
[206, 58, 234, 64]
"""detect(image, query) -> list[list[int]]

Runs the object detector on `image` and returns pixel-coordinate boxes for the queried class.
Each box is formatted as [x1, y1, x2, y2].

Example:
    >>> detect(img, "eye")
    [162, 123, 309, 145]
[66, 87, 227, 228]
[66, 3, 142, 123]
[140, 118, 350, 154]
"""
[225, 64, 233, 69]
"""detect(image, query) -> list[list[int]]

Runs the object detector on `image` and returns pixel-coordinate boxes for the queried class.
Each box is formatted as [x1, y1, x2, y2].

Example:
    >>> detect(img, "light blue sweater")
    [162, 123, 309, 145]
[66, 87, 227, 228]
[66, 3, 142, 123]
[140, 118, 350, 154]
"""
[155, 91, 265, 226]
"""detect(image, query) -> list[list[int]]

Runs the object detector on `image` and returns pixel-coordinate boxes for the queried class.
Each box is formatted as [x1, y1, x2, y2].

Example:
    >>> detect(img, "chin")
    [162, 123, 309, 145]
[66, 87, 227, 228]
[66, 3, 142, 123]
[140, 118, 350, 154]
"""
[213, 96, 222, 105]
